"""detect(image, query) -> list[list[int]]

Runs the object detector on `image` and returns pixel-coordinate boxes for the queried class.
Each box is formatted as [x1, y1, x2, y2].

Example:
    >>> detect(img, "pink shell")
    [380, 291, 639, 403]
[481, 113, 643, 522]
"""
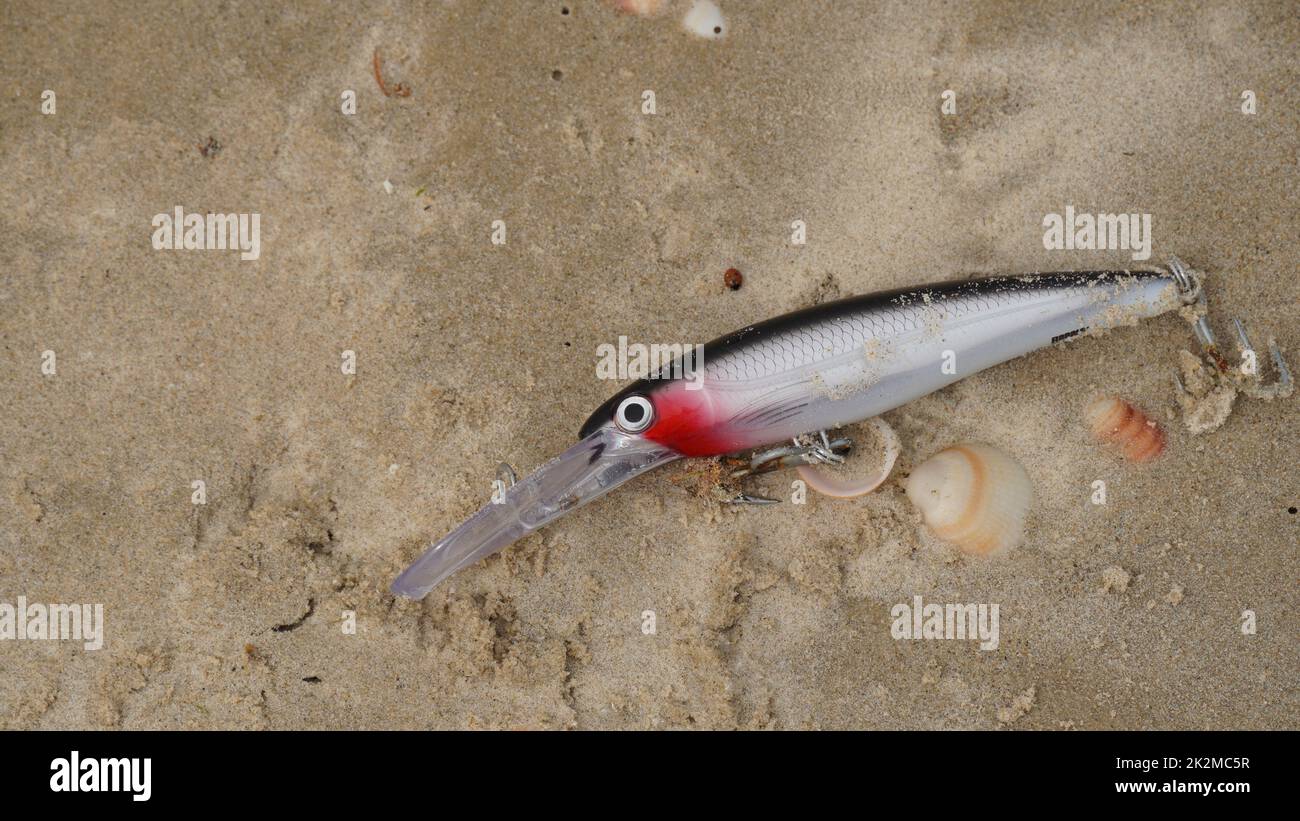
[795, 418, 901, 498]
[1084, 396, 1165, 462]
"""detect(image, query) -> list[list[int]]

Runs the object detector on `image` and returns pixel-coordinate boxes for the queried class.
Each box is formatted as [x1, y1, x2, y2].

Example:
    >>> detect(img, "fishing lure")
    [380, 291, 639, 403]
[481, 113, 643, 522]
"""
[391, 258, 1290, 599]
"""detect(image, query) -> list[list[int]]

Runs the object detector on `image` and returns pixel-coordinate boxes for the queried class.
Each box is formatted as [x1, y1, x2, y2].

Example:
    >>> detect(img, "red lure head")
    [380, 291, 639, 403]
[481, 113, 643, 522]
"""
[578, 379, 740, 458]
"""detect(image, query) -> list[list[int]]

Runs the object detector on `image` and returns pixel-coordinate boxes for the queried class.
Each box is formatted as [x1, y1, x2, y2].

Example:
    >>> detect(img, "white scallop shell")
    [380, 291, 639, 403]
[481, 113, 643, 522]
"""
[904, 443, 1032, 557]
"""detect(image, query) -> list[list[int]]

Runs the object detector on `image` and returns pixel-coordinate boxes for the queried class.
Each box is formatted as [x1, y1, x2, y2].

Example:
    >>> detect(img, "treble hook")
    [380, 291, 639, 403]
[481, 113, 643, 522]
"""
[1168, 257, 1293, 402]
[722, 431, 853, 505]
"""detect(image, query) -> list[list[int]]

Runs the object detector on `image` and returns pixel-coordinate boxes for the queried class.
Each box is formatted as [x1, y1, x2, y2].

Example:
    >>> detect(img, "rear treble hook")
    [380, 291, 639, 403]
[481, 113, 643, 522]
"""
[1168, 257, 1293, 402]
[722, 431, 853, 505]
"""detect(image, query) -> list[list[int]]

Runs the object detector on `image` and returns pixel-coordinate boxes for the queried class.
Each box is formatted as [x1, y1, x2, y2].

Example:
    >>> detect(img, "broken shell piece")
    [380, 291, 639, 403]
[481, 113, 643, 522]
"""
[683, 0, 726, 38]
[610, 0, 665, 14]
[904, 443, 1032, 557]
[1085, 396, 1166, 462]
[796, 417, 900, 498]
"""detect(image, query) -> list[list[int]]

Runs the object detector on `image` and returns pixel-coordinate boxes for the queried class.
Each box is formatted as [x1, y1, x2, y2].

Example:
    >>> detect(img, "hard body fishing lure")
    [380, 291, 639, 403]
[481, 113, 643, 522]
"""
[392, 259, 1289, 599]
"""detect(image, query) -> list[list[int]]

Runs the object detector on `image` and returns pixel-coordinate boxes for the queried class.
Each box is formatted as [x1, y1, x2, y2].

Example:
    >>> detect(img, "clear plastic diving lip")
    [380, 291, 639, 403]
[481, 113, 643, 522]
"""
[390, 427, 679, 600]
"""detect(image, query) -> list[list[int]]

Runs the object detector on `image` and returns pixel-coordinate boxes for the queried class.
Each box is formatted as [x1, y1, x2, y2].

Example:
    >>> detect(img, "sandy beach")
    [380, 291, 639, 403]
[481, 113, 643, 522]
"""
[1, 0, 1296, 729]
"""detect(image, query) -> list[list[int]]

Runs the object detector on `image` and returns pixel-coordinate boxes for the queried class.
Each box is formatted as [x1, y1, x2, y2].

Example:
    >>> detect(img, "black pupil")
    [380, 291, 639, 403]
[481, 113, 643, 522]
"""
[623, 402, 645, 424]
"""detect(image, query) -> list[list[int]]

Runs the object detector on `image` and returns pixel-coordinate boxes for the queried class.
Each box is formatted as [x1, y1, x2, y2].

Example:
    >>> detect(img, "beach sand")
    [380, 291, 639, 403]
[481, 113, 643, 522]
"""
[1, 0, 1296, 729]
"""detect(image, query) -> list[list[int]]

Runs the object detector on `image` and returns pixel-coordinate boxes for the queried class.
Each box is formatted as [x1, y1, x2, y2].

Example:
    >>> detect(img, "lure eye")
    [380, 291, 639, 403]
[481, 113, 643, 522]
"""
[614, 395, 654, 433]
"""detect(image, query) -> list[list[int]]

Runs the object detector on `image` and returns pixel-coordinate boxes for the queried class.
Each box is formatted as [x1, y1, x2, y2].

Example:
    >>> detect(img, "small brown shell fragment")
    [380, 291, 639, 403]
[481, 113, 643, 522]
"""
[1084, 396, 1165, 462]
